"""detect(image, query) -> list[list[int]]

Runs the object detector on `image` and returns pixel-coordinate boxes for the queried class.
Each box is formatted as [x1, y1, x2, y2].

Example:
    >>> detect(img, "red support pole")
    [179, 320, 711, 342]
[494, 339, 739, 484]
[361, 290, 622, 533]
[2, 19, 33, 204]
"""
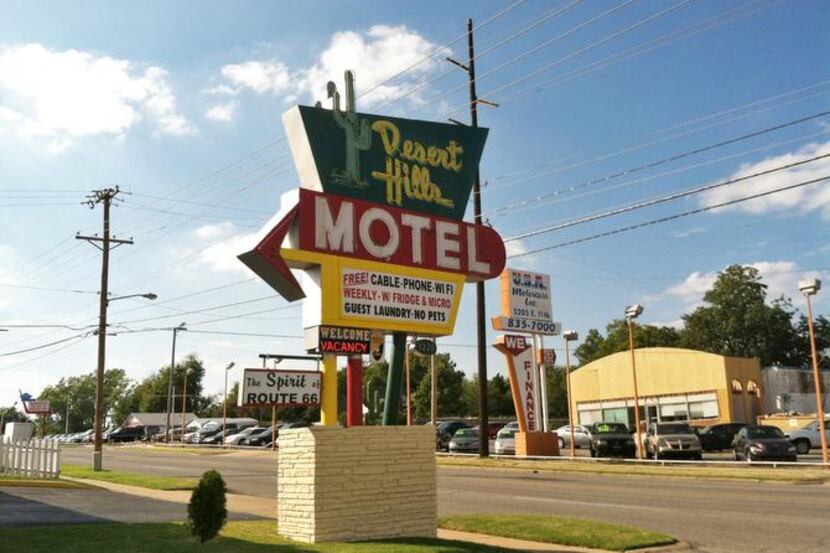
[347, 356, 364, 427]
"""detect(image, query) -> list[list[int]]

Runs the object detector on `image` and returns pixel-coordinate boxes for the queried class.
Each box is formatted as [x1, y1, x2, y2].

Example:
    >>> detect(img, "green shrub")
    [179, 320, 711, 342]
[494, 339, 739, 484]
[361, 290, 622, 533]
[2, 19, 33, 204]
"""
[187, 469, 227, 543]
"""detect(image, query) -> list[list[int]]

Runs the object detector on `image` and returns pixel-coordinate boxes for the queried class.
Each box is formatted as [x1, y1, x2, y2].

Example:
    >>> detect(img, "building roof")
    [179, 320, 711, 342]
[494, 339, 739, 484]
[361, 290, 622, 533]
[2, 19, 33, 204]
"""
[124, 412, 198, 427]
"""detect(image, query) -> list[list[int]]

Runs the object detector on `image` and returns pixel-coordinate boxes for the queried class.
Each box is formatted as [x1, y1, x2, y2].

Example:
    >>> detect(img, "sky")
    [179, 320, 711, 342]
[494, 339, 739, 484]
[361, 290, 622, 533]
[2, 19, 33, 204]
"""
[1, 0, 829, 411]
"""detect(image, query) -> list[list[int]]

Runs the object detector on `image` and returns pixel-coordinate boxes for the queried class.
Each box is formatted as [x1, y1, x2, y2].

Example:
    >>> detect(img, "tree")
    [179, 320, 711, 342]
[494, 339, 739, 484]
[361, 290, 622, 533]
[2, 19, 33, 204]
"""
[575, 320, 681, 365]
[0, 404, 28, 434]
[130, 355, 209, 415]
[681, 265, 801, 366]
[411, 354, 466, 420]
[794, 314, 830, 370]
[39, 368, 133, 432]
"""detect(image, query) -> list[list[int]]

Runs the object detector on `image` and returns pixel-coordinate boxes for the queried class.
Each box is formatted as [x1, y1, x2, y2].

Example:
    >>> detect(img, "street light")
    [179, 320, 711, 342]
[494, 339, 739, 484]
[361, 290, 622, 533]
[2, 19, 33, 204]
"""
[799, 278, 828, 466]
[223, 361, 236, 446]
[625, 304, 645, 460]
[164, 323, 186, 443]
[181, 366, 193, 443]
[563, 330, 578, 458]
[92, 291, 156, 471]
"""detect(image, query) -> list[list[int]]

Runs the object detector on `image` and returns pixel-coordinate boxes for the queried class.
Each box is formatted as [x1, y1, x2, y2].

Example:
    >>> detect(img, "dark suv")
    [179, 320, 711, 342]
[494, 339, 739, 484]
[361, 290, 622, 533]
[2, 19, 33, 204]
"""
[697, 423, 745, 452]
[107, 425, 148, 443]
[586, 422, 636, 458]
[436, 421, 471, 451]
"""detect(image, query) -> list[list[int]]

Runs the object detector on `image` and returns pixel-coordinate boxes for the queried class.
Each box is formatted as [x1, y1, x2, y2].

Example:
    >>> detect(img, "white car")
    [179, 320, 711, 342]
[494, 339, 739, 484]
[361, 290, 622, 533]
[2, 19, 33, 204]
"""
[224, 426, 267, 445]
[494, 427, 516, 455]
[786, 420, 830, 454]
[555, 424, 591, 449]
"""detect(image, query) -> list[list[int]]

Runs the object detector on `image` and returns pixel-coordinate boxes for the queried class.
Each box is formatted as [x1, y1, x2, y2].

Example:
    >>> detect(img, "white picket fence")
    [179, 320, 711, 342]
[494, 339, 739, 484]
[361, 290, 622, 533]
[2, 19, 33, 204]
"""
[0, 438, 60, 478]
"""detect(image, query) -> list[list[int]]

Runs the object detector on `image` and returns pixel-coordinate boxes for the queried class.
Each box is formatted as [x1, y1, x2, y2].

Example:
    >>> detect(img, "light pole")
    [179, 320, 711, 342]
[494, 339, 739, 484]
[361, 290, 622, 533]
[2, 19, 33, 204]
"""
[164, 322, 186, 444]
[800, 279, 828, 465]
[65, 397, 71, 434]
[625, 304, 645, 460]
[563, 330, 578, 458]
[92, 292, 156, 470]
[180, 366, 193, 443]
[222, 362, 236, 446]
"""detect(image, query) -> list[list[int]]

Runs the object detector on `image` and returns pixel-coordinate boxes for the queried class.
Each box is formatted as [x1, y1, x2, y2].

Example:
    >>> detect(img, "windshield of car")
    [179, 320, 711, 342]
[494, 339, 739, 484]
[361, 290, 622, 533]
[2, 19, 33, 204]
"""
[200, 422, 220, 432]
[497, 429, 516, 439]
[454, 429, 477, 438]
[656, 423, 692, 434]
[747, 426, 784, 439]
[594, 423, 628, 434]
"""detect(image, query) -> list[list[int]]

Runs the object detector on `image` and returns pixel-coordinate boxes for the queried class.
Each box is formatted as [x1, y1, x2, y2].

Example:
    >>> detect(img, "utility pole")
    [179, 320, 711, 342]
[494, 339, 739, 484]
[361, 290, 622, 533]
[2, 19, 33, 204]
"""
[447, 19, 499, 457]
[77, 187, 133, 471]
[165, 323, 186, 443]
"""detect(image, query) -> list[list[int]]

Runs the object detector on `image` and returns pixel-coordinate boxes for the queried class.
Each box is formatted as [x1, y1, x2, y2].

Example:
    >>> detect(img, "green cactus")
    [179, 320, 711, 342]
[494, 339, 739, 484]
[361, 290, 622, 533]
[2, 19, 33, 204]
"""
[329, 70, 371, 188]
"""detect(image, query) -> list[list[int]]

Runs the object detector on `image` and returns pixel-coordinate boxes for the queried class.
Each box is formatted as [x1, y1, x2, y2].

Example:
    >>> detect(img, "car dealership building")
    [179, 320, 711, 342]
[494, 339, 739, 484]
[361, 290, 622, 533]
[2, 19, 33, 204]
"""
[569, 347, 764, 428]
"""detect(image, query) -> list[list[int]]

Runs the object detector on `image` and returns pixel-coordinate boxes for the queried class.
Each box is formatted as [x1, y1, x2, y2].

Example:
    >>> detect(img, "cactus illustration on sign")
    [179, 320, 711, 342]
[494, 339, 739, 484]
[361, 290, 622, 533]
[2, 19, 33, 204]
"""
[328, 70, 371, 188]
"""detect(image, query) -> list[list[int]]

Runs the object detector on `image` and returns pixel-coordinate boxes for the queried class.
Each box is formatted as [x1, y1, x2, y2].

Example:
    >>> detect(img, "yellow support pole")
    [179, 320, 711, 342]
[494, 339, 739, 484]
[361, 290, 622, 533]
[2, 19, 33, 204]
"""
[320, 354, 338, 426]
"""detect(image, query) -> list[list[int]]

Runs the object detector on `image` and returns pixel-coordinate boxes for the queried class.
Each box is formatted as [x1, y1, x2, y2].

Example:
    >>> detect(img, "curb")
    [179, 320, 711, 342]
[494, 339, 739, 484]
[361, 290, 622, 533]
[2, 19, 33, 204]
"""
[437, 529, 689, 553]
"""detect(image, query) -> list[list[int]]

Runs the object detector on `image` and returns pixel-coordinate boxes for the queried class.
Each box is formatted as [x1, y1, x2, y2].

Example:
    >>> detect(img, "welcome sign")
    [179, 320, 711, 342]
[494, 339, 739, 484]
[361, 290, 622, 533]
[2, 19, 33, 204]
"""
[283, 106, 488, 221]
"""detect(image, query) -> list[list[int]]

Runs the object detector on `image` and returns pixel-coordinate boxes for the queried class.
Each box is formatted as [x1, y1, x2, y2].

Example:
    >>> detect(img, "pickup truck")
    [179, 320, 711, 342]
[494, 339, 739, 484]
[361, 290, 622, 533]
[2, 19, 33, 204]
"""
[785, 419, 830, 454]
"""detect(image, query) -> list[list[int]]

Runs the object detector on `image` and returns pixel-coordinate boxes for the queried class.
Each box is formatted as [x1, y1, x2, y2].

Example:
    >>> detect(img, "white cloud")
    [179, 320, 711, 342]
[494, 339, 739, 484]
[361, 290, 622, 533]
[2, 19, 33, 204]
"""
[700, 139, 830, 219]
[205, 101, 237, 122]
[0, 43, 195, 150]
[211, 25, 446, 109]
[221, 60, 292, 95]
[661, 261, 829, 308]
[0, 244, 17, 308]
[194, 221, 236, 240]
[671, 227, 706, 239]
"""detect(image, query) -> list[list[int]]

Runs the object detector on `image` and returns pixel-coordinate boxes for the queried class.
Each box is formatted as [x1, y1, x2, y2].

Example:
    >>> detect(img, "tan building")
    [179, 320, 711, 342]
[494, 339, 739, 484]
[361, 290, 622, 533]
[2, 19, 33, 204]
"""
[570, 347, 762, 428]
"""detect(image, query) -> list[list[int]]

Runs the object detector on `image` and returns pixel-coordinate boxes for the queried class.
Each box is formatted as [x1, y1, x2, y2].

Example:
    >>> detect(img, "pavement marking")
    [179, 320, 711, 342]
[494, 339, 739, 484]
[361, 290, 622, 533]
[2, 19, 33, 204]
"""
[511, 495, 674, 513]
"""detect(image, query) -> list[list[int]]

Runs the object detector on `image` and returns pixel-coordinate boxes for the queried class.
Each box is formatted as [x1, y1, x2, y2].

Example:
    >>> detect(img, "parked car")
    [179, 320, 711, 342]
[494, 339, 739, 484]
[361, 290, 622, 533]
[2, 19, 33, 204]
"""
[225, 426, 267, 446]
[494, 427, 516, 455]
[151, 426, 182, 442]
[240, 425, 280, 446]
[785, 419, 830, 455]
[487, 422, 506, 439]
[586, 422, 636, 458]
[733, 425, 797, 462]
[555, 424, 591, 449]
[436, 421, 471, 451]
[107, 425, 147, 443]
[697, 423, 746, 452]
[643, 422, 702, 460]
[449, 428, 480, 453]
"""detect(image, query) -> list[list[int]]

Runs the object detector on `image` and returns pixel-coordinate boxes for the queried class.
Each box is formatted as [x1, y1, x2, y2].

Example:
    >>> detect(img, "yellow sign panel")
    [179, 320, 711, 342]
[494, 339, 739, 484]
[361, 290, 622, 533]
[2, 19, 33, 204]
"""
[282, 248, 464, 336]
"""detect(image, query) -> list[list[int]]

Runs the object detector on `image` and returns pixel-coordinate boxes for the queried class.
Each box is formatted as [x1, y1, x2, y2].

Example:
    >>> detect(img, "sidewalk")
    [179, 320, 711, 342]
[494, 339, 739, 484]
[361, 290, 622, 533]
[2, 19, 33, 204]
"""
[62, 476, 687, 552]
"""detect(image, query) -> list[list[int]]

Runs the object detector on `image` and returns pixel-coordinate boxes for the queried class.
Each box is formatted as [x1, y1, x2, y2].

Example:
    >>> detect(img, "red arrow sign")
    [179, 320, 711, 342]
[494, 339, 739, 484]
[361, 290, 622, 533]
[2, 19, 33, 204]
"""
[237, 204, 305, 301]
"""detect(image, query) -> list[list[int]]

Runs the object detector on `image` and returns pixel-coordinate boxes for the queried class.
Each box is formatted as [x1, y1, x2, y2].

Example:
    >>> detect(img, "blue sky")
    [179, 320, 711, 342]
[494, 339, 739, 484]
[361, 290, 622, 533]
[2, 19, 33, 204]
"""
[1, 0, 828, 409]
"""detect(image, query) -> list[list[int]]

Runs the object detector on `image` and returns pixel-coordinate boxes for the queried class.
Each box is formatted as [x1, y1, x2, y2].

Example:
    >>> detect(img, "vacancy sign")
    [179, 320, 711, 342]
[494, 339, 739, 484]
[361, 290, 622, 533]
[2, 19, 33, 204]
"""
[239, 369, 322, 408]
[493, 335, 538, 433]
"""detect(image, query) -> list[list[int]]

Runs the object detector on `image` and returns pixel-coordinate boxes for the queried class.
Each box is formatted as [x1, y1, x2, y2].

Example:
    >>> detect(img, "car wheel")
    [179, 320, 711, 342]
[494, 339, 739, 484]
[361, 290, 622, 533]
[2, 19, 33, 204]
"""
[589, 447, 596, 458]
[793, 439, 810, 455]
[693, 453, 702, 461]
[733, 449, 740, 461]
[558, 437, 565, 449]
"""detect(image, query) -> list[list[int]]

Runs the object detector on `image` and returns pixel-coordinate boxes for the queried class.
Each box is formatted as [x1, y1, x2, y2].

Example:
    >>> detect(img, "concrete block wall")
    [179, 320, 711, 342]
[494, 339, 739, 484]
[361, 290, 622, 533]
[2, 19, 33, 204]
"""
[277, 425, 437, 543]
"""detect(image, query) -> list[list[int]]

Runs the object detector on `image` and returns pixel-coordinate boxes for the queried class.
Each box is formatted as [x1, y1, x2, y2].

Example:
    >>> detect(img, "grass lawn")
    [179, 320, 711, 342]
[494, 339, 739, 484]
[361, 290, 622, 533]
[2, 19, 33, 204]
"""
[61, 463, 197, 490]
[437, 456, 830, 484]
[0, 520, 513, 553]
[440, 515, 676, 551]
[0, 476, 89, 489]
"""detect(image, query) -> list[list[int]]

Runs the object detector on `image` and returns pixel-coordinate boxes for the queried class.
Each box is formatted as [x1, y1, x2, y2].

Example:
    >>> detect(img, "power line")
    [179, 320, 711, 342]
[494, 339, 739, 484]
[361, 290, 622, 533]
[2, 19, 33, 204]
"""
[506, 152, 830, 242]
[0, 334, 90, 373]
[441, 0, 695, 120]
[511, 174, 830, 257]
[0, 333, 90, 357]
[489, 110, 830, 217]
[0, 283, 98, 295]
[492, 0, 786, 107]
[503, 128, 830, 221]
[110, 295, 296, 326]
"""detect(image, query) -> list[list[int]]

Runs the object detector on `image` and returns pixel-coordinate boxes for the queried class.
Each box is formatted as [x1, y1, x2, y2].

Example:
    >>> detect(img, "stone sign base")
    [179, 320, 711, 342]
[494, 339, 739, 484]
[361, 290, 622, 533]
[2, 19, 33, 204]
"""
[277, 425, 437, 543]
[515, 431, 559, 457]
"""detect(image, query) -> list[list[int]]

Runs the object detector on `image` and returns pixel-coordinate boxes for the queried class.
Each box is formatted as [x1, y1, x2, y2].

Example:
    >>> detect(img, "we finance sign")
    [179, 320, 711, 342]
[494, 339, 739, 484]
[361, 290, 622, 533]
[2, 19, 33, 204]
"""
[283, 106, 487, 221]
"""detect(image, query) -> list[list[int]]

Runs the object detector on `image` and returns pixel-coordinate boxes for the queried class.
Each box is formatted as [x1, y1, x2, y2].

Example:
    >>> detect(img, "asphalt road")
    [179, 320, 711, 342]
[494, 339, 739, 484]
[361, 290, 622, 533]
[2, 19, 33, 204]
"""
[62, 446, 830, 553]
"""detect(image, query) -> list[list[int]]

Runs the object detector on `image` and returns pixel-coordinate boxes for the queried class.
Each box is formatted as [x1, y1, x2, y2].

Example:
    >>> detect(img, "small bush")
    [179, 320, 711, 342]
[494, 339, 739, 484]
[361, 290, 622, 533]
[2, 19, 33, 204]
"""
[187, 469, 227, 543]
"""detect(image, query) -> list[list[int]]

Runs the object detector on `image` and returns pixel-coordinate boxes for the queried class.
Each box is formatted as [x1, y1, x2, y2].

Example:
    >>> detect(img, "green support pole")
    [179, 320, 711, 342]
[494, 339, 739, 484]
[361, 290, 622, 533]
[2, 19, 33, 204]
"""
[382, 332, 407, 425]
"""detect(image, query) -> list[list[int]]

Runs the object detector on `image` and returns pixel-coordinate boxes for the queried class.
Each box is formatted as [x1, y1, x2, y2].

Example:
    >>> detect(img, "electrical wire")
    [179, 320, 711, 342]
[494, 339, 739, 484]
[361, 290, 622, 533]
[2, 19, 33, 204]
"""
[505, 152, 830, 242]
[488, 110, 830, 217]
[511, 174, 830, 257]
